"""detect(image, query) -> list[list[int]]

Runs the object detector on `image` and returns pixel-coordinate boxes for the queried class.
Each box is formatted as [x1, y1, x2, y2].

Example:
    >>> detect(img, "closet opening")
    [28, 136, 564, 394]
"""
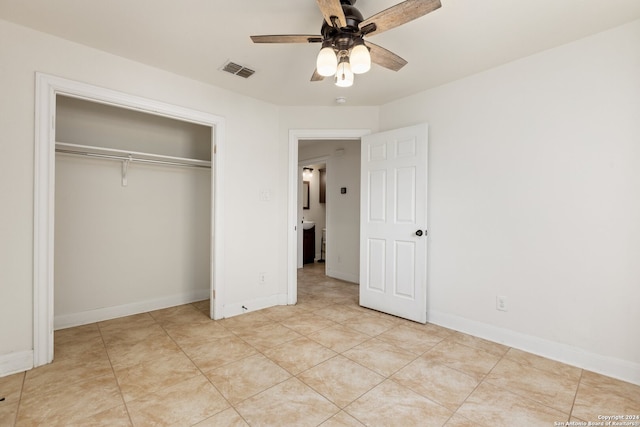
[53, 96, 212, 330]
[34, 73, 225, 367]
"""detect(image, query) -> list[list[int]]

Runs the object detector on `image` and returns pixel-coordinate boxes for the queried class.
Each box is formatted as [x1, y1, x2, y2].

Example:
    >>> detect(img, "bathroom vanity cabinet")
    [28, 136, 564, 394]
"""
[303, 226, 316, 264]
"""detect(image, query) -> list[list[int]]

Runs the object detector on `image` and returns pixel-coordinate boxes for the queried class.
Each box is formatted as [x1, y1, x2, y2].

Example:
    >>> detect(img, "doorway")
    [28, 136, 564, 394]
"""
[33, 73, 226, 367]
[287, 129, 371, 305]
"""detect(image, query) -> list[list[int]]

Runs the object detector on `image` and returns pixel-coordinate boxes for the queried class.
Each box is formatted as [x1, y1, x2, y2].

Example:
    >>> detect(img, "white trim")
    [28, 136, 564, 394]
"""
[288, 129, 371, 306]
[0, 351, 34, 378]
[54, 290, 210, 330]
[34, 73, 226, 368]
[428, 310, 640, 386]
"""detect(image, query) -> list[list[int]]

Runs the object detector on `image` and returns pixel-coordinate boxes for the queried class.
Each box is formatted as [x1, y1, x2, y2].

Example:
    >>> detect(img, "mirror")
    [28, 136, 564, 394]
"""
[303, 181, 310, 209]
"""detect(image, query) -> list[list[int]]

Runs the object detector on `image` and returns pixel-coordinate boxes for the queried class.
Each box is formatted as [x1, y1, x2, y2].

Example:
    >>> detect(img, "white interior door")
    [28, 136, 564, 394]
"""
[360, 123, 428, 323]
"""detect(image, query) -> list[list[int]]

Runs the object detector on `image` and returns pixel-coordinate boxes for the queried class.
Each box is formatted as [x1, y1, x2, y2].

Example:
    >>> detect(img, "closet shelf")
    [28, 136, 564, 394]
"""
[55, 142, 211, 169]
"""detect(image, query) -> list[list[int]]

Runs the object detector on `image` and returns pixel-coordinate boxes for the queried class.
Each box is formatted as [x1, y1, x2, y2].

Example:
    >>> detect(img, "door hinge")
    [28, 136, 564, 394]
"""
[212, 290, 216, 299]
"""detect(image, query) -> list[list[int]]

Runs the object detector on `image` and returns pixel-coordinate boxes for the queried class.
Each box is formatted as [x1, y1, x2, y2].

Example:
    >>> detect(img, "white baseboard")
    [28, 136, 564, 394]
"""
[326, 269, 358, 284]
[0, 350, 33, 378]
[428, 310, 640, 386]
[54, 289, 210, 330]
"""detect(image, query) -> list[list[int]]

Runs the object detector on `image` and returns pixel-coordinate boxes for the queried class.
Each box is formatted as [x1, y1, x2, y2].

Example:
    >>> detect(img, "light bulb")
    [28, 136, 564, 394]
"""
[316, 47, 338, 77]
[350, 43, 371, 74]
[335, 60, 354, 87]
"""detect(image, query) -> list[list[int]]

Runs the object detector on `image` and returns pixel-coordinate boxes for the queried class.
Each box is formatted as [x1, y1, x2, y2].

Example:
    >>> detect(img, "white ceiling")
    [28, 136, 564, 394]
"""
[2, 0, 639, 106]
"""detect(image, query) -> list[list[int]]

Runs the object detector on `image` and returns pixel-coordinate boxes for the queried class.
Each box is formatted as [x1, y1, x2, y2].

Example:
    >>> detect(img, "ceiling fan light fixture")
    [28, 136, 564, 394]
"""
[335, 58, 354, 88]
[316, 45, 338, 77]
[350, 42, 371, 74]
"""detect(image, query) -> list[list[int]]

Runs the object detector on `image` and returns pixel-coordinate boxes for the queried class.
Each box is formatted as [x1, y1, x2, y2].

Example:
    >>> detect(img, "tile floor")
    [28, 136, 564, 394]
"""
[1, 263, 639, 426]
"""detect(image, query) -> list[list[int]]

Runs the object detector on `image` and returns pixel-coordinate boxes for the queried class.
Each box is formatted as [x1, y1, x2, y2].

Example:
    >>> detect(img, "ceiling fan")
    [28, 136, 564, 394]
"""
[250, 0, 442, 87]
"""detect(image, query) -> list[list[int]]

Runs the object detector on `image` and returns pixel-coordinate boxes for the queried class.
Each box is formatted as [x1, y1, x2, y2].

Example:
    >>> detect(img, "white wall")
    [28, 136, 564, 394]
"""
[380, 20, 640, 383]
[0, 18, 282, 372]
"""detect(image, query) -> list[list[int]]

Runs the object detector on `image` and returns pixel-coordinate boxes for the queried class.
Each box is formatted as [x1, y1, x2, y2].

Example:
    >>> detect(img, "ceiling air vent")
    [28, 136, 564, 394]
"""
[221, 61, 255, 79]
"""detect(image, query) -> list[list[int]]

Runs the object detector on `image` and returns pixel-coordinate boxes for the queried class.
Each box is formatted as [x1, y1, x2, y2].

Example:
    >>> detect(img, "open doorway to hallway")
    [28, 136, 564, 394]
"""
[297, 139, 361, 287]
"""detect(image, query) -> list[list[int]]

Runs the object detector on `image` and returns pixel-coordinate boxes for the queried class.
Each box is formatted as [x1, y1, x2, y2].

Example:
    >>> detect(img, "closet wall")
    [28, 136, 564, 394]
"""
[54, 96, 212, 328]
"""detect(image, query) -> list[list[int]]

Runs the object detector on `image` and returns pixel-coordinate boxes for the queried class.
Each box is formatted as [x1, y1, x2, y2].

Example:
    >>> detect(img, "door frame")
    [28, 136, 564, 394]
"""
[287, 129, 370, 304]
[33, 73, 226, 367]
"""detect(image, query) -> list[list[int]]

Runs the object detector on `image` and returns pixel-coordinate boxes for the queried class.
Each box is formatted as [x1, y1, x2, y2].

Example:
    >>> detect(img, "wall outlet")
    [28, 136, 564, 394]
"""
[258, 272, 267, 285]
[496, 296, 508, 312]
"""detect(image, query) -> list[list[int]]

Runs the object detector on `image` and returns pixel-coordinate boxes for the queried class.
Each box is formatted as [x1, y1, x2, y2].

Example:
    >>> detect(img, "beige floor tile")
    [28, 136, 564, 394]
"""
[503, 348, 582, 379]
[235, 322, 301, 351]
[485, 358, 579, 413]
[0, 372, 24, 427]
[345, 380, 452, 426]
[307, 324, 371, 353]
[343, 313, 397, 337]
[206, 353, 291, 404]
[456, 382, 568, 426]
[217, 311, 273, 333]
[391, 356, 479, 410]
[313, 305, 364, 323]
[296, 296, 335, 311]
[343, 338, 417, 377]
[572, 370, 640, 421]
[98, 313, 157, 334]
[423, 340, 502, 381]
[127, 374, 229, 427]
[106, 333, 183, 369]
[0, 402, 19, 427]
[377, 324, 444, 354]
[449, 332, 509, 358]
[320, 411, 365, 426]
[22, 349, 112, 397]
[298, 355, 384, 408]
[194, 407, 249, 426]
[443, 414, 477, 427]
[280, 311, 338, 335]
[0, 371, 24, 403]
[149, 303, 212, 325]
[163, 321, 234, 348]
[100, 322, 168, 348]
[406, 322, 454, 338]
[235, 377, 339, 426]
[16, 373, 123, 426]
[54, 323, 102, 350]
[260, 304, 310, 321]
[263, 337, 336, 375]
[64, 405, 132, 427]
[182, 336, 258, 372]
[192, 299, 210, 313]
[53, 333, 106, 362]
[113, 352, 200, 402]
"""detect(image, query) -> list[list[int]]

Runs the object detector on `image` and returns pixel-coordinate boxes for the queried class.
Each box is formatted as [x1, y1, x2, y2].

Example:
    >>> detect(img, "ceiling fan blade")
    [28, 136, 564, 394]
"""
[316, 0, 347, 28]
[359, 0, 441, 37]
[365, 41, 407, 72]
[250, 35, 323, 44]
[311, 69, 326, 82]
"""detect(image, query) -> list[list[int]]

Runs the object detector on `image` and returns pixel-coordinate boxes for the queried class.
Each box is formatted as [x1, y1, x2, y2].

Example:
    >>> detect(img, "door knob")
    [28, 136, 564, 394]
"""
[415, 230, 423, 236]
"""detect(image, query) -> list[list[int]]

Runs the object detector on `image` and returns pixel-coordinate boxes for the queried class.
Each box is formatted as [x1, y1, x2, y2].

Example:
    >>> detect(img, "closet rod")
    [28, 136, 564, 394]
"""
[55, 149, 211, 169]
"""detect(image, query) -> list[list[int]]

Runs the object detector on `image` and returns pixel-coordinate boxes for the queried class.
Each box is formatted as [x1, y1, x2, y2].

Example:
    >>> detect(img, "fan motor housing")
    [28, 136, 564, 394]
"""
[320, 2, 364, 51]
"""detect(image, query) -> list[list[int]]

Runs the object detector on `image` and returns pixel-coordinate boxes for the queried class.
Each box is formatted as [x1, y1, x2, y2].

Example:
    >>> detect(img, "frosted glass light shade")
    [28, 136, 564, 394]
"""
[316, 47, 338, 77]
[350, 44, 371, 74]
[335, 61, 354, 87]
